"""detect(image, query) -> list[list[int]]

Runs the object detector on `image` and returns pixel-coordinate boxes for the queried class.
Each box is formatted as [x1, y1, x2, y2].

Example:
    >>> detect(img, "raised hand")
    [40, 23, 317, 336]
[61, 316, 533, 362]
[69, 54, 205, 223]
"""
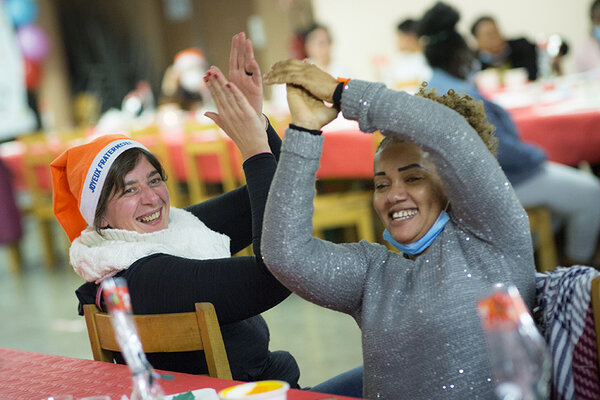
[204, 66, 269, 160]
[286, 84, 339, 131]
[263, 59, 339, 104]
[228, 32, 263, 121]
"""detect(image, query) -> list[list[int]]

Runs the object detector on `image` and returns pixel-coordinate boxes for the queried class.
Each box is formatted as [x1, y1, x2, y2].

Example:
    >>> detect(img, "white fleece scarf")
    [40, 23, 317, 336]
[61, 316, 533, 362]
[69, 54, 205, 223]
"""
[70, 207, 231, 283]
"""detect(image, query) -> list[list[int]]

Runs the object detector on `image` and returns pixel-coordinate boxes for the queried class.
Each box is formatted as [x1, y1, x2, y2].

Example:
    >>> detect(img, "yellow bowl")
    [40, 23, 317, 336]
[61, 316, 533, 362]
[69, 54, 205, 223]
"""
[218, 380, 290, 400]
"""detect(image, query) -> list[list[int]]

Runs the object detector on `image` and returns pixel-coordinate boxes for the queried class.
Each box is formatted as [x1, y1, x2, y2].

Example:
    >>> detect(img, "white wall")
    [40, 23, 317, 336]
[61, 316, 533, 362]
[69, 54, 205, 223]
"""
[312, 0, 592, 80]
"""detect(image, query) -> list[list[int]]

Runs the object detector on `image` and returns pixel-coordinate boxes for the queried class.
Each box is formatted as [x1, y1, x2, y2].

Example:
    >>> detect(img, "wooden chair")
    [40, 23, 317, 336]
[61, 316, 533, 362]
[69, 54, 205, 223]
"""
[17, 132, 67, 269]
[591, 276, 600, 371]
[526, 206, 558, 273]
[129, 125, 185, 208]
[313, 191, 376, 243]
[6, 242, 22, 274]
[310, 132, 381, 244]
[83, 302, 232, 379]
[182, 123, 239, 205]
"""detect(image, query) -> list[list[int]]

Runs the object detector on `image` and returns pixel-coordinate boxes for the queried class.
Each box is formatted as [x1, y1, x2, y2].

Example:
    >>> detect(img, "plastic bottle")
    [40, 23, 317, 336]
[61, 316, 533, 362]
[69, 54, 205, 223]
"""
[477, 284, 550, 400]
[102, 277, 164, 400]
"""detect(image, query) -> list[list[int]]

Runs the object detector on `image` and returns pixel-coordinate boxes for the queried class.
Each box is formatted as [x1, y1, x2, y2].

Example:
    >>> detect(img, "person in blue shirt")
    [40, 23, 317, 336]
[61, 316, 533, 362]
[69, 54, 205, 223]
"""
[418, 2, 600, 266]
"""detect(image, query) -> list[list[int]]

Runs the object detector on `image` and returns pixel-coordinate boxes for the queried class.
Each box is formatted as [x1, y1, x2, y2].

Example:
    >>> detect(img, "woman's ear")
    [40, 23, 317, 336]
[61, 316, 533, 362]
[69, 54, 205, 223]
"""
[99, 217, 110, 229]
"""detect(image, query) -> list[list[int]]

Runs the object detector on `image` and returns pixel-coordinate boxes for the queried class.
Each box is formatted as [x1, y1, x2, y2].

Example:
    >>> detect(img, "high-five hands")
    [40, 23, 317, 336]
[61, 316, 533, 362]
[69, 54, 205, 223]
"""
[264, 59, 341, 130]
[285, 84, 339, 130]
[227, 32, 266, 129]
[204, 67, 269, 161]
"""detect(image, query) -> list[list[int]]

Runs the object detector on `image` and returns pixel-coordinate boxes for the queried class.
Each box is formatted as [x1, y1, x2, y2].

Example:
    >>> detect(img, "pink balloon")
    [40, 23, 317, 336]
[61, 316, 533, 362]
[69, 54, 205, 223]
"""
[17, 24, 50, 61]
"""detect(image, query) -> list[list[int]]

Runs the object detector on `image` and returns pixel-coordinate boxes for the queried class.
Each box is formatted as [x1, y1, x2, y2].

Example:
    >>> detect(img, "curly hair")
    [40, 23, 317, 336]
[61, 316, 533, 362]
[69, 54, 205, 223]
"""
[377, 83, 498, 157]
[416, 83, 498, 156]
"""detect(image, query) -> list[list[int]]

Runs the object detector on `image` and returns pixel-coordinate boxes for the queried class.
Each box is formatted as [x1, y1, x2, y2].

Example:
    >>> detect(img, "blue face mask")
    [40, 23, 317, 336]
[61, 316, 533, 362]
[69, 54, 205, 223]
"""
[383, 210, 450, 255]
[594, 26, 600, 42]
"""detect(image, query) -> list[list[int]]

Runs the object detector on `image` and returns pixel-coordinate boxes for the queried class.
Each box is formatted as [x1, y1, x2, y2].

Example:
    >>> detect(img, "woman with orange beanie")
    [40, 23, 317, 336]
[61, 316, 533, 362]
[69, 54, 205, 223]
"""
[50, 33, 300, 386]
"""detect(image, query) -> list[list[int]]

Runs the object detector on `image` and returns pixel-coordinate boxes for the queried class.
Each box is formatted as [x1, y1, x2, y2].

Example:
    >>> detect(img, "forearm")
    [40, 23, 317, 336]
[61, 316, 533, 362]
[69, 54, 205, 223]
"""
[186, 152, 277, 254]
[242, 152, 277, 259]
[265, 117, 282, 161]
[124, 255, 290, 324]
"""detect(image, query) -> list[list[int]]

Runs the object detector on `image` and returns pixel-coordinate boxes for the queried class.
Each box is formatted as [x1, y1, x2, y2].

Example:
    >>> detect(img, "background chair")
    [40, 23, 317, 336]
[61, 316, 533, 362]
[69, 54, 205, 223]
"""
[312, 191, 376, 243]
[526, 206, 558, 273]
[83, 302, 232, 379]
[182, 123, 240, 205]
[311, 132, 381, 244]
[17, 132, 68, 269]
[182, 123, 252, 256]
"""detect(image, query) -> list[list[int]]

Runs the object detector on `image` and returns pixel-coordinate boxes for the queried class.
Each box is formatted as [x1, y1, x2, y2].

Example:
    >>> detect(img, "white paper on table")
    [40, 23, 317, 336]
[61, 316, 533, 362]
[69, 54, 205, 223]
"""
[163, 388, 219, 400]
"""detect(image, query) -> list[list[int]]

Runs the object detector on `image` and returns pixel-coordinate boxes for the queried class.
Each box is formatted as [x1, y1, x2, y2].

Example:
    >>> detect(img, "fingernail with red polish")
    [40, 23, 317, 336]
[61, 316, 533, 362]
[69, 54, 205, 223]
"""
[203, 76, 208, 82]
[226, 83, 231, 88]
[207, 71, 212, 77]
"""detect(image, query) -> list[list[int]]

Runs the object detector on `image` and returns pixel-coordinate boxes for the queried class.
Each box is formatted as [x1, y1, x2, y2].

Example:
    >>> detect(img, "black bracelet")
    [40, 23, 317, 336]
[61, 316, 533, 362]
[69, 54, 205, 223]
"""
[289, 123, 322, 136]
[332, 81, 345, 108]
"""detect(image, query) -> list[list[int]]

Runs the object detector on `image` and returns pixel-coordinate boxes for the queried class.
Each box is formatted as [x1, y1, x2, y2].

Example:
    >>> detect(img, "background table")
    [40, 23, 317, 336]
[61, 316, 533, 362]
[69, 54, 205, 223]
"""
[483, 76, 600, 167]
[0, 348, 362, 399]
[511, 106, 600, 167]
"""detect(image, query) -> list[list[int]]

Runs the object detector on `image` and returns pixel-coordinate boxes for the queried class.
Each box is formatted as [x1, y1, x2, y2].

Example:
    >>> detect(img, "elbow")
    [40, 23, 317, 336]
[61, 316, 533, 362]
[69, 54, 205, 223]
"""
[261, 225, 299, 276]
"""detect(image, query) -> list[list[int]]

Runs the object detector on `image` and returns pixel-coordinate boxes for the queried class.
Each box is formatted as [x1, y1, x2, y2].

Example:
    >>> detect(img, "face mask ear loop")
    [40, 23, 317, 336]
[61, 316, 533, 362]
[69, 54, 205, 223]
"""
[443, 200, 450, 213]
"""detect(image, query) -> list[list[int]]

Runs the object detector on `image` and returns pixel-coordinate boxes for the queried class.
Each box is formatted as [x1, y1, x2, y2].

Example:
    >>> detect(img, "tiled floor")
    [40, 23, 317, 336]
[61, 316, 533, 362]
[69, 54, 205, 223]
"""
[0, 216, 363, 388]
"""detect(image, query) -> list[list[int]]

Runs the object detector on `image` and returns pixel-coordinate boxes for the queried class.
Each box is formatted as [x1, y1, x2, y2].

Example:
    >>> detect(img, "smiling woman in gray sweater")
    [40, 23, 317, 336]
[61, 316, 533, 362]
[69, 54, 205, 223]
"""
[261, 61, 536, 400]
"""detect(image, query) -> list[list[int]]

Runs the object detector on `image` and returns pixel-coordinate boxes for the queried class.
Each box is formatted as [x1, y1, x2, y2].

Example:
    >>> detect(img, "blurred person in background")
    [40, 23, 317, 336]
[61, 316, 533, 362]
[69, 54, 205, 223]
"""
[384, 18, 432, 92]
[155, 47, 211, 127]
[420, 2, 600, 267]
[574, 0, 600, 73]
[160, 47, 210, 113]
[0, 2, 37, 268]
[471, 15, 538, 81]
[300, 23, 348, 78]
[270, 23, 350, 117]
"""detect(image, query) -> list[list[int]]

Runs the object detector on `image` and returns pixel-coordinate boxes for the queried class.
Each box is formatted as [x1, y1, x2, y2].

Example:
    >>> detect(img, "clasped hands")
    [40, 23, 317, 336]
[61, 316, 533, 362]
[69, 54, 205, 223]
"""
[263, 59, 341, 131]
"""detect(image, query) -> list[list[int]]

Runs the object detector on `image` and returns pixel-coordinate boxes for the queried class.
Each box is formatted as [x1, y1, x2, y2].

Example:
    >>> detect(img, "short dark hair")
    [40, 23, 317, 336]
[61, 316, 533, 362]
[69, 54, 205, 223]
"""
[470, 15, 495, 37]
[93, 148, 167, 233]
[592, 0, 600, 19]
[301, 23, 331, 44]
[397, 18, 418, 34]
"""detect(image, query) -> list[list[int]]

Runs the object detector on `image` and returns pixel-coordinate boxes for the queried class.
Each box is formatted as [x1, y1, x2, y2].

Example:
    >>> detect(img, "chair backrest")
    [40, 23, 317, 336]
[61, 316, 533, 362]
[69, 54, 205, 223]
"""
[83, 302, 232, 379]
[591, 276, 600, 371]
[313, 191, 376, 243]
[182, 124, 239, 204]
[129, 125, 185, 208]
[525, 206, 558, 273]
[17, 131, 57, 216]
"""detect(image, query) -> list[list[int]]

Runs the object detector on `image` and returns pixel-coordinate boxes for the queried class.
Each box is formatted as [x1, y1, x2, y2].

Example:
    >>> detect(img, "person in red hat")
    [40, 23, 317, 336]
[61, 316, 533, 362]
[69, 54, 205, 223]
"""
[50, 33, 300, 387]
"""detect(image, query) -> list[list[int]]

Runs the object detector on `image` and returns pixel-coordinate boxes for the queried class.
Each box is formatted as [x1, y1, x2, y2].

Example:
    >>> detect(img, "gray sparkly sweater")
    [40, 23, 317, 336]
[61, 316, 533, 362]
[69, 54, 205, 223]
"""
[262, 80, 537, 400]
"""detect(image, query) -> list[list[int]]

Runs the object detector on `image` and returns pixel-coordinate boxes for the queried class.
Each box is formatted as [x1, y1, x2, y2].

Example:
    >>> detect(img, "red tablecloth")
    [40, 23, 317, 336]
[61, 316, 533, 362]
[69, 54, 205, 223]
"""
[162, 128, 376, 182]
[0, 348, 361, 400]
[511, 107, 600, 166]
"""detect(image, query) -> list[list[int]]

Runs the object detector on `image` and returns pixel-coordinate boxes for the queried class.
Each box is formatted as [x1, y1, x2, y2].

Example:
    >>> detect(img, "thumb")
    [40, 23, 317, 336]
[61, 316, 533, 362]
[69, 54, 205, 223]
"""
[204, 112, 225, 129]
